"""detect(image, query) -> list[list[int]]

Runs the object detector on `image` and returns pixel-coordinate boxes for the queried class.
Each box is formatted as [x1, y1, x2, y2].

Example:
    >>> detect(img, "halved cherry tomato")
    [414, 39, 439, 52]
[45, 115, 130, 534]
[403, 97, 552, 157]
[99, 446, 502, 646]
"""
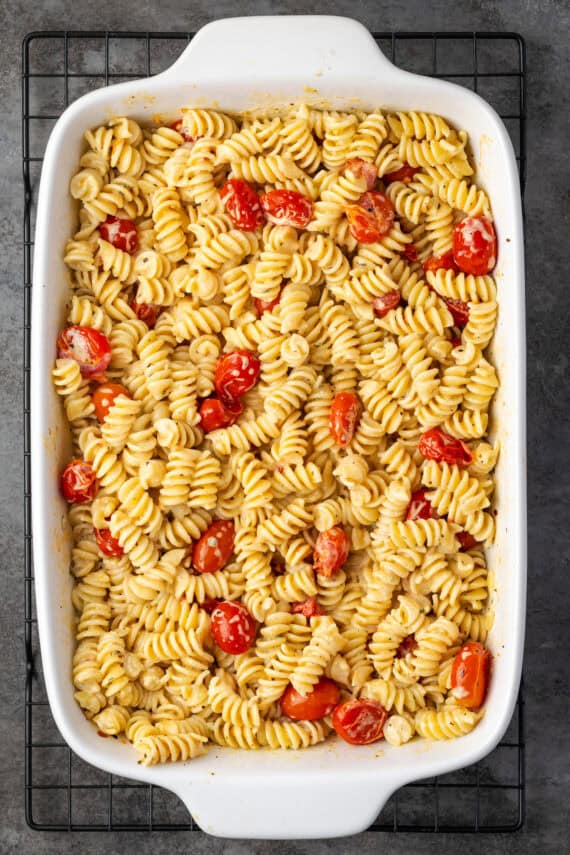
[332, 699, 388, 745]
[329, 391, 361, 448]
[453, 216, 497, 275]
[373, 289, 401, 318]
[260, 189, 313, 228]
[406, 489, 437, 521]
[346, 205, 382, 244]
[280, 678, 340, 720]
[192, 520, 235, 574]
[130, 300, 162, 329]
[341, 158, 378, 189]
[200, 598, 223, 614]
[402, 244, 418, 263]
[313, 526, 350, 578]
[396, 634, 418, 658]
[254, 291, 282, 317]
[423, 251, 459, 274]
[419, 428, 473, 467]
[92, 383, 131, 422]
[94, 527, 124, 557]
[457, 531, 479, 551]
[220, 179, 264, 230]
[383, 163, 421, 184]
[346, 191, 394, 243]
[199, 396, 243, 432]
[214, 350, 261, 405]
[169, 119, 195, 143]
[442, 296, 470, 327]
[60, 460, 98, 504]
[210, 600, 256, 654]
[291, 597, 324, 618]
[57, 326, 111, 377]
[451, 642, 491, 708]
[99, 216, 138, 254]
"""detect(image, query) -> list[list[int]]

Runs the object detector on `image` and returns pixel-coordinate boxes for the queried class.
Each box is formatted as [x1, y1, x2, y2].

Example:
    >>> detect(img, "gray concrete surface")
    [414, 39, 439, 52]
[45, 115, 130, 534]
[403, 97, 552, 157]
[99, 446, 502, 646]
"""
[1, 0, 569, 852]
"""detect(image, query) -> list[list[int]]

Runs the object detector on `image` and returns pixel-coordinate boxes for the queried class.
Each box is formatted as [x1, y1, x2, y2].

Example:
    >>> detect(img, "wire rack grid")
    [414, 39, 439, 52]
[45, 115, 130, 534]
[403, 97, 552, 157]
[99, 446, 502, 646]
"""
[23, 29, 526, 834]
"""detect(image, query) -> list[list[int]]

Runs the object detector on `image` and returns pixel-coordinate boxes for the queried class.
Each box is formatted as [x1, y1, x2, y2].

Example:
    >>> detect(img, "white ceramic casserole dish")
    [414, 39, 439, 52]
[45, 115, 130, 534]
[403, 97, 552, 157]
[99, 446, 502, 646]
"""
[31, 16, 526, 839]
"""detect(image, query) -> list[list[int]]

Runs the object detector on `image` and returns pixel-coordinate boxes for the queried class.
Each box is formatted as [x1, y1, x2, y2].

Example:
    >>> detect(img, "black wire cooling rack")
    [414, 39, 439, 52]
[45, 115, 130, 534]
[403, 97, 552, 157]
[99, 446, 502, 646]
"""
[23, 30, 526, 833]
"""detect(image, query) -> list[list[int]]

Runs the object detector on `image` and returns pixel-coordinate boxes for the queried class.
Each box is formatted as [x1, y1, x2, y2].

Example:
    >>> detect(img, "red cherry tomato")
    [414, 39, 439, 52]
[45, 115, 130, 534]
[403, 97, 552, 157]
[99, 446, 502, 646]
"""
[60, 460, 98, 504]
[94, 527, 124, 557]
[451, 642, 491, 708]
[220, 179, 264, 230]
[453, 216, 497, 275]
[373, 289, 401, 318]
[329, 392, 361, 448]
[214, 350, 261, 405]
[99, 216, 138, 254]
[383, 163, 421, 184]
[291, 597, 324, 618]
[346, 205, 382, 244]
[419, 428, 473, 467]
[457, 531, 479, 551]
[260, 189, 313, 228]
[92, 383, 131, 422]
[57, 326, 111, 377]
[451, 336, 462, 348]
[346, 191, 394, 243]
[313, 526, 350, 578]
[211, 600, 256, 654]
[332, 699, 388, 745]
[199, 397, 243, 432]
[423, 250, 459, 274]
[442, 296, 470, 327]
[200, 598, 223, 614]
[402, 244, 418, 263]
[280, 678, 340, 721]
[130, 300, 162, 329]
[396, 634, 418, 658]
[341, 158, 378, 189]
[192, 520, 235, 574]
[406, 489, 437, 521]
[254, 291, 282, 317]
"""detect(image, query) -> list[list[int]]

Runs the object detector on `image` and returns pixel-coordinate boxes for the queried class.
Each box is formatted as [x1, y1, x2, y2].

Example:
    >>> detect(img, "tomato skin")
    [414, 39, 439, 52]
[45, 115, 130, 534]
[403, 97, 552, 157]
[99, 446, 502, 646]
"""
[210, 600, 256, 654]
[291, 597, 324, 618]
[383, 163, 421, 184]
[423, 251, 459, 274]
[60, 460, 98, 504]
[406, 489, 437, 521]
[329, 391, 361, 448]
[457, 531, 479, 551]
[396, 634, 418, 658]
[92, 383, 131, 421]
[332, 699, 388, 745]
[373, 289, 401, 318]
[346, 205, 381, 243]
[402, 244, 418, 263]
[130, 300, 161, 329]
[192, 520, 235, 574]
[453, 217, 497, 275]
[280, 678, 340, 721]
[169, 119, 194, 143]
[313, 526, 350, 578]
[451, 642, 491, 708]
[199, 397, 243, 432]
[214, 350, 261, 405]
[99, 216, 138, 254]
[254, 291, 281, 317]
[442, 296, 470, 327]
[57, 326, 111, 377]
[260, 189, 313, 228]
[419, 428, 473, 467]
[94, 527, 124, 557]
[342, 158, 378, 189]
[347, 191, 394, 244]
[220, 179, 264, 230]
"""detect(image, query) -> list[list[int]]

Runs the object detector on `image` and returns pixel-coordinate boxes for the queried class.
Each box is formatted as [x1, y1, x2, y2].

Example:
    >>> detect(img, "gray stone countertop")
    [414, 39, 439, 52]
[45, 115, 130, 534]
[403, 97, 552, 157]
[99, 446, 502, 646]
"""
[1, 0, 568, 852]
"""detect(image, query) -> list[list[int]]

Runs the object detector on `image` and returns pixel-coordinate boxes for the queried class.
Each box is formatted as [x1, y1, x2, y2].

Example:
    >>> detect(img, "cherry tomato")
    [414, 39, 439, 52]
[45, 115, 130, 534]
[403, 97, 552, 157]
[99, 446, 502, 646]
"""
[329, 391, 361, 448]
[94, 527, 124, 557]
[200, 598, 223, 614]
[260, 189, 313, 228]
[396, 634, 418, 658]
[457, 531, 479, 551]
[192, 520, 235, 574]
[57, 326, 111, 377]
[169, 119, 194, 143]
[280, 678, 340, 720]
[406, 489, 437, 521]
[313, 526, 350, 578]
[291, 597, 324, 618]
[346, 205, 382, 244]
[451, 336, 462, 348]
[99, 216, 138, 254]
[341, 158, 378, 189]
[373, 289, 401, 318]
[453, 216, 497, 275]
[254, 291, 282, 317]
[211, 600, 256, 654]
[332, 699, 388, 745]
[442, 296, 470, 327]
[92, 383, 131, 422]
[419, 428, 473, 467]
[214, 350, 261, 405]
[346, 191, 394, 243]
[423, 250, 459, 273]
[60, 459, 98, 504]
[383, 163, 421, 184]
[220, 179, 264, 230]
[199, 397, 243, 432]
[451, 642, 491, 708]
[130, 300, 161, 329]
[402, 244, 418, 263]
